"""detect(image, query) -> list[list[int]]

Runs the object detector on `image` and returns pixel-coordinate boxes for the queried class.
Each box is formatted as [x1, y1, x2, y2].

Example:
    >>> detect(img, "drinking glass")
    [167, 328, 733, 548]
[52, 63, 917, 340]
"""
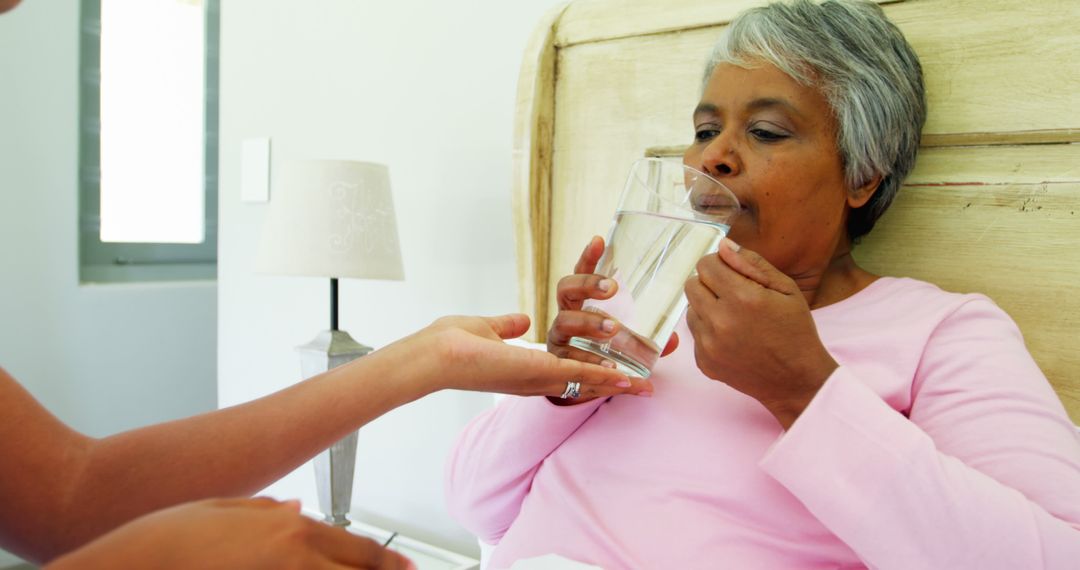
[568, 158, 739, 377]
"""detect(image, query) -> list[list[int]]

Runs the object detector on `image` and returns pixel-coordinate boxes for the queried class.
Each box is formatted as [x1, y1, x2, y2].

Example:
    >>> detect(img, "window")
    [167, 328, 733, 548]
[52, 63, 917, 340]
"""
[79, 0, 219, 283]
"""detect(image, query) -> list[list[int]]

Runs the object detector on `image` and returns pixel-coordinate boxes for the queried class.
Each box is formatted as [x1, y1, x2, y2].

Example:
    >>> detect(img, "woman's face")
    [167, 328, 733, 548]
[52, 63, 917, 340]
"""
[684, 62, 873, 279]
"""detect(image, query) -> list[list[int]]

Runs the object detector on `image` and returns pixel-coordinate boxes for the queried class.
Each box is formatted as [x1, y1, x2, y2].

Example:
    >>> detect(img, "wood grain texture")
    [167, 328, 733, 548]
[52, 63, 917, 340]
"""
[921, 130, 1080, 148]
[888, 0, 1080, 137]
[649, 143, 1080, 185]
[555, 0, 901, 48]
[512, 2, 567, 342]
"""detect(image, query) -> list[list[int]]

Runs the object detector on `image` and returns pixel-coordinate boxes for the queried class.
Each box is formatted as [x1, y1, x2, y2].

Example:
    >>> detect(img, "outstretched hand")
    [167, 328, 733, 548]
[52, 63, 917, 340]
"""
[413, 313, 651, 400]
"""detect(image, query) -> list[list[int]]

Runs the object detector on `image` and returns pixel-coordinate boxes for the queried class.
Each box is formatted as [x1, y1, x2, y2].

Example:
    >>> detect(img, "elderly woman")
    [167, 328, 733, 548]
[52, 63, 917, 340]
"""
[445, 1, 1080, 568]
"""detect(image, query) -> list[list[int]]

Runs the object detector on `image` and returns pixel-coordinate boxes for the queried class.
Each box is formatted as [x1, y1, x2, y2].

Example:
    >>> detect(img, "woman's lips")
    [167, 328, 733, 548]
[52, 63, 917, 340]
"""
[691, 195, 752, 214]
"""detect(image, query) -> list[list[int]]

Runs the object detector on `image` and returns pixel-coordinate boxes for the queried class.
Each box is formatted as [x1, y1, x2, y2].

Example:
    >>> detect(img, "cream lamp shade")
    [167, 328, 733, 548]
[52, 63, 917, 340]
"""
[255, 159, 403, 527]
[256, 160, 404, 280]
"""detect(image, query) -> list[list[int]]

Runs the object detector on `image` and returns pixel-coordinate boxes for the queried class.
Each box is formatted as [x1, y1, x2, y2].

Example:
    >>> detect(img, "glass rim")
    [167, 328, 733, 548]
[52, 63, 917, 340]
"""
[627, 157, 740, 219]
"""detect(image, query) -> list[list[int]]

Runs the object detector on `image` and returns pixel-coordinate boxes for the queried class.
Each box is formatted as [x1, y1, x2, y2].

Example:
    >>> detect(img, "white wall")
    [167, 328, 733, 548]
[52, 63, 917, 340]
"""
[218, 0, 565, 556]
[0, 2, 217, 565]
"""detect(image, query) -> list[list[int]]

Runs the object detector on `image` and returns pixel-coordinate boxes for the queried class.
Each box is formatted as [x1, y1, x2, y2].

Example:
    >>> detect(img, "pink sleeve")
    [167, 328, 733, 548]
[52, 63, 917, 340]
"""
[760, 298, 1080, 569]
[444, 395, 605, 544]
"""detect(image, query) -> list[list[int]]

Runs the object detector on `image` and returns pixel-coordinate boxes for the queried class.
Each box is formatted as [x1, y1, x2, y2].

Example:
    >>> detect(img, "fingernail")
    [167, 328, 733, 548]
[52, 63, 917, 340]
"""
[636, 390, 653, 397]
[598, 279, 614, 292]
[723, 238, 741, 252]
[601, 319, 616, 332]
[601, 360, 617, 369]
[615, 380, 631, 388]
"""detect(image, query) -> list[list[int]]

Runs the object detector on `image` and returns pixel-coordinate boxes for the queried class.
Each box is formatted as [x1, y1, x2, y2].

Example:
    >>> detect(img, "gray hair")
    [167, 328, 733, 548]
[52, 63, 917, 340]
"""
[704, 0, 926, 240]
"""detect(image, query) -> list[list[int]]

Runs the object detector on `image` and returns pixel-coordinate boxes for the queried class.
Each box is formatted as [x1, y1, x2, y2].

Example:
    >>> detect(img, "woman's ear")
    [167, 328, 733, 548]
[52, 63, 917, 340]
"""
[847, 175, 883, 209]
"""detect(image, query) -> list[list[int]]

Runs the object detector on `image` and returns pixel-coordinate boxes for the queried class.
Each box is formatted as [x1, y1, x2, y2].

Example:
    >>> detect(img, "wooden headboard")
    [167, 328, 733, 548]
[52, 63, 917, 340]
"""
[511, 0, 1080, 421]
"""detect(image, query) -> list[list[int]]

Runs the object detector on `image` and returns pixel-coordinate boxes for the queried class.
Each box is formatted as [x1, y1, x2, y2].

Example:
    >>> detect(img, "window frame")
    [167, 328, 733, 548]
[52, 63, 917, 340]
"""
[78, 0, 219, 284]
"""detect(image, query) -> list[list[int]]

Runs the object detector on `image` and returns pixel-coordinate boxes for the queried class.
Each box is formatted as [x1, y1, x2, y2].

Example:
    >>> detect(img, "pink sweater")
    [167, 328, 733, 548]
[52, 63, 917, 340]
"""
[445, 277, 1080, 569]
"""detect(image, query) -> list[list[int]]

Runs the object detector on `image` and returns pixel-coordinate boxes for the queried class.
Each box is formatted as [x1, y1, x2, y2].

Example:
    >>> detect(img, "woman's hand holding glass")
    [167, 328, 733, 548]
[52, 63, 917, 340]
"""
[684, 239, 839, 429]
[544, 236, 669, 404]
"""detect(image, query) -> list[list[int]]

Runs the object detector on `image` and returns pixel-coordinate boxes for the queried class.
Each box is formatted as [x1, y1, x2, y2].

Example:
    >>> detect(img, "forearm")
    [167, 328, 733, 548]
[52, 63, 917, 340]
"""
[7, 313, 608, 562]
[52, 342, 433, 558]
[760, 368, 1080, 568]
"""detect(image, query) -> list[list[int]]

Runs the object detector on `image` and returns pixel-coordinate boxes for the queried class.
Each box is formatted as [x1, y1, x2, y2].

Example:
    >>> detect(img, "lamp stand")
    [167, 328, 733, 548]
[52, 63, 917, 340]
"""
[296, 278, 372, 527]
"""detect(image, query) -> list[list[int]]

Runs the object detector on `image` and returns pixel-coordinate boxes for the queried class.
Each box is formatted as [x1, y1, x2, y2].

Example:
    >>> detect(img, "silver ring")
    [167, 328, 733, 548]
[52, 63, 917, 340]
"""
[560, 381, 581, 399]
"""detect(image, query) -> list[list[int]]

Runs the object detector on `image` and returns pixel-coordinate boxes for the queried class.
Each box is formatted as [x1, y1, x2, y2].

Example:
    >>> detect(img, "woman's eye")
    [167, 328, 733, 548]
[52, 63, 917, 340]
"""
[750, 128, 788, 142]
[694, 128, 720, 142]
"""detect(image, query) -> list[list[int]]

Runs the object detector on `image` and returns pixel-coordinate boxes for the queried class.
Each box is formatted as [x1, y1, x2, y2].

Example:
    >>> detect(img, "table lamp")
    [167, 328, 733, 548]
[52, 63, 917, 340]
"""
[255, 159, 404, 526]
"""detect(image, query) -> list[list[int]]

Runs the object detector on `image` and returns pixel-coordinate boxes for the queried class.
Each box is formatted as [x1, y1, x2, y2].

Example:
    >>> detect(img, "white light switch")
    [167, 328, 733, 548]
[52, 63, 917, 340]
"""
[241, 137, 271, 203]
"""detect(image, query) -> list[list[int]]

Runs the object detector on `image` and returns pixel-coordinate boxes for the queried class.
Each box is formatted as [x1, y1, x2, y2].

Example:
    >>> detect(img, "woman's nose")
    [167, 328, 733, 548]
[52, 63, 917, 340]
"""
[701, 131, 741, 178]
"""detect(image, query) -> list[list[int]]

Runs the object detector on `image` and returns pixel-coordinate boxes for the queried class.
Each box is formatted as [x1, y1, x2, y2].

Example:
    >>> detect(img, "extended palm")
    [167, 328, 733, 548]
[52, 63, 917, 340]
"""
[400, 313, 648, 398]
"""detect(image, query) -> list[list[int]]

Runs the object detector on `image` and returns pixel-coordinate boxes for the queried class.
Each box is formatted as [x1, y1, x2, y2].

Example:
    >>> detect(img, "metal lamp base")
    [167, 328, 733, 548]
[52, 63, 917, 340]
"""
[297, 329, 372, 527]
[314, 431, 359, 526]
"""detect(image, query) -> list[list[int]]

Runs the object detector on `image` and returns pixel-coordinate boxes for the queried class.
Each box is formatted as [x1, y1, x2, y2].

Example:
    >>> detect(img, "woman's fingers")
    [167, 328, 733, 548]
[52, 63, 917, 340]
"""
[523, 347, 649, 393]
[694, 247, 741, 299]
[571, 379, 653, 400]
[573, 235, 606, 274]
[547, 309, 619, 348]
[702, 238, 799, 296]
[556, 273, 618, 311]
[556, 237, 615, 311]
[547, 361, 653, 397]
[684, 274, 717, 307]
[536, 345, 655, 396]
[684, 276, 725, 340]
[550, 355, 625, 386]
[547, 342, 615, 367]
[482, 343, 648, 398]
[540, 236, 655, 400]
